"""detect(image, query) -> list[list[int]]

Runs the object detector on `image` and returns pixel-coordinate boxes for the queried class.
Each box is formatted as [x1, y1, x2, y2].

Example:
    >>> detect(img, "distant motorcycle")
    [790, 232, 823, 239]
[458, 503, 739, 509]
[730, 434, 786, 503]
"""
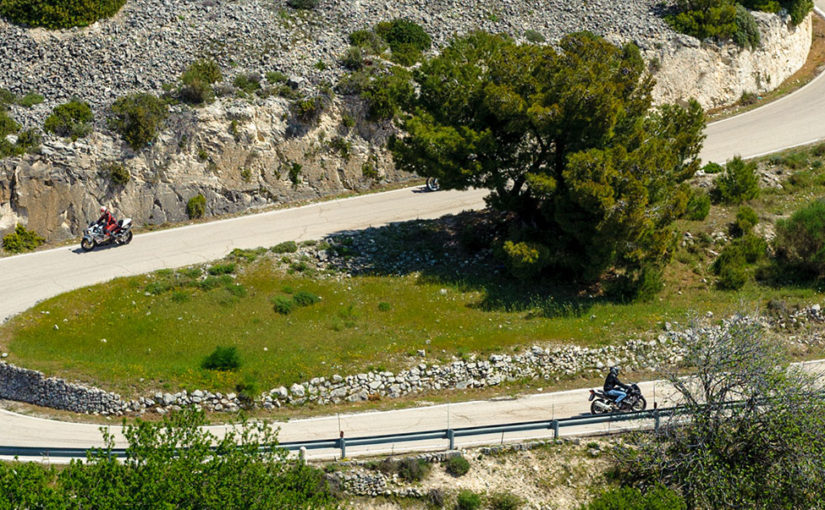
[81, 218, 133, 251]
[589, 383, 647, 414]
[425, 177, 440, 192]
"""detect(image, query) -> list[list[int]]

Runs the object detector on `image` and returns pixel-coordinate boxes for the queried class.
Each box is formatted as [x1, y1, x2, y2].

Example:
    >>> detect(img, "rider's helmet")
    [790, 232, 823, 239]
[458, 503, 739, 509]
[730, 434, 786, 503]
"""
[609, 366, 619, 376]
[100, 206, 108, 214]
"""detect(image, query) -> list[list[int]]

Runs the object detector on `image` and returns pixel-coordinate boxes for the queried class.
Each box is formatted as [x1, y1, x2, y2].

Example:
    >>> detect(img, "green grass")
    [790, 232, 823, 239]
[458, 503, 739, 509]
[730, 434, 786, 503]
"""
[0, 254, 819, 397]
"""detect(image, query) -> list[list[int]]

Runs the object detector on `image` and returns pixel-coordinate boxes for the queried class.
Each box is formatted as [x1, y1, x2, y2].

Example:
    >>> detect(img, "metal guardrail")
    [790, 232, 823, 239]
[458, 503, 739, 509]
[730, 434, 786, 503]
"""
[0, 405, 679, 460]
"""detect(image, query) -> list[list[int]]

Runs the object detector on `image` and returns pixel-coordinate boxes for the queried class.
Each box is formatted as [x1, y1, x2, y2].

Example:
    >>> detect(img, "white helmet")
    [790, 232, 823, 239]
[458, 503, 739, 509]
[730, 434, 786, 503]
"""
[100, 206, 108, 214]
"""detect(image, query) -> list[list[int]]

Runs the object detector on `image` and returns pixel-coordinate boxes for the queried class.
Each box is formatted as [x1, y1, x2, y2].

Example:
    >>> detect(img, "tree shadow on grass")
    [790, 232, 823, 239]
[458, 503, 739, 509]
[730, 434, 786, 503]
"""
[322, 210, 603, 318]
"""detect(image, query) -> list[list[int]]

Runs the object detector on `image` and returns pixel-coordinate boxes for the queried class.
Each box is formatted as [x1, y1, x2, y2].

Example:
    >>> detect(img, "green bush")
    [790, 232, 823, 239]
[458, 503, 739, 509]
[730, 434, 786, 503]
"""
[0, 110, 20, 137]
[397, 458, 429, 482]
[286, 0, 318, 9]
[702, 161, 724, 174]
[732, 205, 758, 236]
[580, 485, 685, 510]
[233, 73, 261, 94]
[524, 29, 546, 43]
[456, 489, 482, 510]
[358, 67, 414, 121]
[389, 43, 422, 66]
[713, 155, 760, 204]
[0, 0, 126, 29]
[201, 346, 241, 371]
[14, 129, 41, 154]
[180, 59, 222, 104]
[198, 274, 232, 291]
[712, 243, 749, 290]
[186, 194, 206, 219]
[271, 240, 298, 253]
[207, 263, 236, 275]
[18, 93, 44, 107]
[685, 190, 711, 220]
[490, 491, 523, 510]
[108, 93, 168, 150]
[293, 290, 321, 307]
[376, 18, 431, 53]
[0, 88, 16, 108]
[738, 233, 767, 263]
[666, 3, 737, 43]
[294, 96, 326, 123]
[288, 162, 302, 186]
[500, 240, 550, 280]
[44, 100, 93, 140]
[349, 29, 387, 54]
[341, 46, 363, 70]
[2, 224, 45, 253]
[266, 71, 288, 84]
[106, 163, 130, 186]
[377, 301, 391, 312]
[445, 455, 470, 477]
[774, 199, 825, 278]
[732, 5, 760, 49]
[272, 295, 294, 315]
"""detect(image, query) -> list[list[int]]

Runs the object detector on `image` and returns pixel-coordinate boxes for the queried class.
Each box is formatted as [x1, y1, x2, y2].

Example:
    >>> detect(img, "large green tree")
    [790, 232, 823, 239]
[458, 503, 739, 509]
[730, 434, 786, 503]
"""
[392, 32, 705, 291]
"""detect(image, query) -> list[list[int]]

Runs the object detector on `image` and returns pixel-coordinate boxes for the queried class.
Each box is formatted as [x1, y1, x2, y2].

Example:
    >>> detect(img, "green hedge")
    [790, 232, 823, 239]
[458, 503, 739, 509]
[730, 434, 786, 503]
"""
[0, 0, 127, 29]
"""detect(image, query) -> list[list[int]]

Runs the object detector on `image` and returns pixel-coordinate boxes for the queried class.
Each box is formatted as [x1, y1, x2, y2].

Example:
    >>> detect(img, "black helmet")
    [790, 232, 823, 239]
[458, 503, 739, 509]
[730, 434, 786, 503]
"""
[609, 366, 619, 375]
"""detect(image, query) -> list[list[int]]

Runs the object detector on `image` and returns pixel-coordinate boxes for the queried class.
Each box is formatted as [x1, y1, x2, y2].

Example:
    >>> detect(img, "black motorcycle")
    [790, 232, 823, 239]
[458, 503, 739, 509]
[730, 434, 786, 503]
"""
[81, 218, 133, 251]
[589, 383, 647, 414]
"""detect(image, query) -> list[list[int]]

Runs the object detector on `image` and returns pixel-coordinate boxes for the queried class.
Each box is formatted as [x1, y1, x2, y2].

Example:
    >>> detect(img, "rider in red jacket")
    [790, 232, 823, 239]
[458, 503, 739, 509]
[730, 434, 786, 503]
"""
[97, 206, 118, 238]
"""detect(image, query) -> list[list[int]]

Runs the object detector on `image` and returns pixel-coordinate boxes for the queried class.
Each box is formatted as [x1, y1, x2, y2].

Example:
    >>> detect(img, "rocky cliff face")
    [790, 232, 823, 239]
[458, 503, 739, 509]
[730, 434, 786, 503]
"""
[0, 0, 814, 243]
[0, 96, 404, 240]
[649, 12, 812, 109]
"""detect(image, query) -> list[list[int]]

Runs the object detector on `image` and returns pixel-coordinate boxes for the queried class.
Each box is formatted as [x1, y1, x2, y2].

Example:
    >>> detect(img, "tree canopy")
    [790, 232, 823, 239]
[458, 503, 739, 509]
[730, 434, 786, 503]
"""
[392, 32, 705, 295]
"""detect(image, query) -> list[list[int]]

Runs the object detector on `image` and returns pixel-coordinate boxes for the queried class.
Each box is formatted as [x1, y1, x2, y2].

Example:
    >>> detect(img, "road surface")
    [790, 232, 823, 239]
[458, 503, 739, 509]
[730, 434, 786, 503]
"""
[4, 19, 825, 459]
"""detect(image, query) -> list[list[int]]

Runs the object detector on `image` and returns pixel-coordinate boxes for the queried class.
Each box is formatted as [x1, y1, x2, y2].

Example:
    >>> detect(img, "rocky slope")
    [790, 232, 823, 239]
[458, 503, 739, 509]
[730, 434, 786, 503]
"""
[0, 0, 813, 242]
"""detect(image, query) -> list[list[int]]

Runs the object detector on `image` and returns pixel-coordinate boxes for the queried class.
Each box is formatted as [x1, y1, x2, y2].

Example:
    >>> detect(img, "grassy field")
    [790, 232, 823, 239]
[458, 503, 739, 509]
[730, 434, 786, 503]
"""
[2, 145, 825, 398]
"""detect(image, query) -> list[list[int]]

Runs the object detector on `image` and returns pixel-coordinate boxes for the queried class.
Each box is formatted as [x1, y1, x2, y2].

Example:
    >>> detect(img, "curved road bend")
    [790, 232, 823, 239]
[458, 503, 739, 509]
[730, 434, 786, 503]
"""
[5, 25, 825, 458]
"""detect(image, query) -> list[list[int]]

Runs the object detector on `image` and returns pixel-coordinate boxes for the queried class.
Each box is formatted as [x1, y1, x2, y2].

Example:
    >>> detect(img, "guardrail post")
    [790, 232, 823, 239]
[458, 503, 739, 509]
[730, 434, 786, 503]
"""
[552, 420, 559, 440]
[339, 431, 346, 459]
[654, 409, 660, 434]
[448, 429, 455, 450]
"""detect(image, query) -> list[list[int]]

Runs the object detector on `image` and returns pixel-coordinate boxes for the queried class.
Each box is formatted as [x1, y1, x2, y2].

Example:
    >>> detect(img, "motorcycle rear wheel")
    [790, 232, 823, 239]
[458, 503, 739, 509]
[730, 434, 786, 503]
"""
[425, 177, 440, 192]
[590, 399, 609, 415]
[80, 238, 95, 251]
[631, 396, 647, 412]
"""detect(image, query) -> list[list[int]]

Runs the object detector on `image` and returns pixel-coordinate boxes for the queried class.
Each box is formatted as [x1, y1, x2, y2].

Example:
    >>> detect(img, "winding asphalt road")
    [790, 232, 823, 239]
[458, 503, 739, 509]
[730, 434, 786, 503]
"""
[4, 19, 825, 460]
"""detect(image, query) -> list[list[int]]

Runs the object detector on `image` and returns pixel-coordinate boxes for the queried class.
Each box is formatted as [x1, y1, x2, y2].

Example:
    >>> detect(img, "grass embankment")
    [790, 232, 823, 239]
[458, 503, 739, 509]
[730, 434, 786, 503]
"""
[2, 145, 825, 398]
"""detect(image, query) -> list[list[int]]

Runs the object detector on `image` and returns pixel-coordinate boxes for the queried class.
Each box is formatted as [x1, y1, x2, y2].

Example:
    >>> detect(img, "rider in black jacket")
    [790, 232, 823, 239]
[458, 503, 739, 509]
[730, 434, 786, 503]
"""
[604, 366, 629, 405]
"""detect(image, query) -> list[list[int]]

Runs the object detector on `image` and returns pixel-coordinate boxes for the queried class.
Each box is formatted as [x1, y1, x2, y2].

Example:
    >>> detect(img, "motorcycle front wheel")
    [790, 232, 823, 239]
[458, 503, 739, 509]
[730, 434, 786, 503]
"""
[631, 396, 647, 412]
[591, 399, 609, 415]
[425, 177, 440, 192]
[80, 238, 95, 251]
[123, 231, 133, 245]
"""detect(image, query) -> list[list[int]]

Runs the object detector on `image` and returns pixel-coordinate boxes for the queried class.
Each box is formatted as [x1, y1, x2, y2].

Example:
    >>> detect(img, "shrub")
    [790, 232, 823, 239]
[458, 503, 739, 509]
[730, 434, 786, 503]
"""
[490, 491, 523, 510]
[456, 490, 482, 510]
[774, 199, 825, 278]
[235, 373, 260, 405]
[732, 205, 758, 237]
[293, 290, 321, 307]
[684, 190, 710, 221]
[180, 59, 222, 104]
[288, 162, 302, 186]
[44, 100, 93, 140]
[713, 244, 748, 290]
[444, 455, 470, 477]
[580, 485, 685, 510]
[737, 233, 767, 263]
[266, 71, 288, 84]
[341, 46, 363, 70]
[524, 29, 545, 43]
[2, 224, 45, 253]
[186, 194, 206, 219]
[198, 275, 232, 291]
[713, 156, 759, 204]
[294, 96, 326, 123]
[272, 295, 294, 315]
[389, 43, 423, 66]
[170, 290, 190, 303]
[108, 93, 168, 150]
[359, 67, 414, 121]
[271, 240, 298, 253]
[229, 247, 267, 262]
[349, 29, 387, 54]
[0, 110, 20, 137]
[14, 129, 41, 154]
[286, 0, 318, 9]
[732, 5, 760, 50]
[0, 0, 126, 29]
[500, 240, 550, 280]
[233, 73, 261, 94]
[702, 161, 723, 174]
[106, 163, 130, 186]
[0, 88, 16, 108]
[397, 458, 429, 482]
[18, 93, 44, 107]
[378, 301, 391, 312]
[427, 488, 445, 508]
[377, 18, 431, 53]
[201, 346, 241, 371]
[208, 263, 236, 275]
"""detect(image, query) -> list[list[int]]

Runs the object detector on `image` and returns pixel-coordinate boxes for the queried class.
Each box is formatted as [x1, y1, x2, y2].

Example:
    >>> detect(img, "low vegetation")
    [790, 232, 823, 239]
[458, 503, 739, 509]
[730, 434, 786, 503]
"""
[108, 92, 169, 150]
[186, 193, 206, 219]
[0, 0, 126, 29]
[0, 409, 335, 508]
[44, 99, 93, 140]
[2, 224, 45, 254]
[179, 59, 223, 105]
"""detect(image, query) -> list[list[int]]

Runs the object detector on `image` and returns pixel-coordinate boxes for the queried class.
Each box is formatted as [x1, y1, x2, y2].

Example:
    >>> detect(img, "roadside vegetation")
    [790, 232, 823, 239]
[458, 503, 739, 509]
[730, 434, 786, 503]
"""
[0, 0, 127, 29]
